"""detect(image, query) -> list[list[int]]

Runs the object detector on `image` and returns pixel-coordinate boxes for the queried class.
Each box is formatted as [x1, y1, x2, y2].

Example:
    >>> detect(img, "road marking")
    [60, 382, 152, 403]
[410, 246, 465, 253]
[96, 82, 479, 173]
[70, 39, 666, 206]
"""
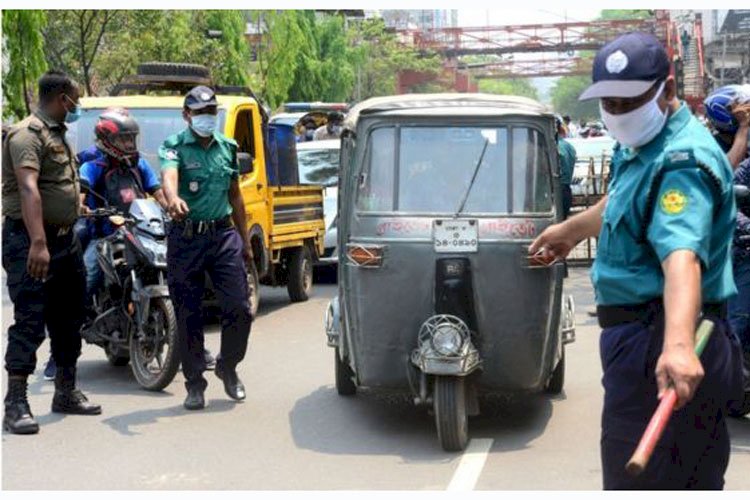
[447, 438, 494, 491]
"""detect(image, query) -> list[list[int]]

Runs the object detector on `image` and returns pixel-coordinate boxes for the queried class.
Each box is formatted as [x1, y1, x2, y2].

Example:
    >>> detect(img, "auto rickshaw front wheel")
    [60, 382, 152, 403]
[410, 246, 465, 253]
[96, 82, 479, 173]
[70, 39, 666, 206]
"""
[334, 347, 356, 396]
[434, 376, 469, 452]
[545, 348, 565, 395]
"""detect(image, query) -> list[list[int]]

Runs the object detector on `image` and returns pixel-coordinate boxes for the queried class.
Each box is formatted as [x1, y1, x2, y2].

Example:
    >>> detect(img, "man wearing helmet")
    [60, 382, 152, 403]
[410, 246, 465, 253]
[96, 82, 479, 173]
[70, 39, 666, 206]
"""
[79, 110, 167, 306]
[705, 85, 750, 417]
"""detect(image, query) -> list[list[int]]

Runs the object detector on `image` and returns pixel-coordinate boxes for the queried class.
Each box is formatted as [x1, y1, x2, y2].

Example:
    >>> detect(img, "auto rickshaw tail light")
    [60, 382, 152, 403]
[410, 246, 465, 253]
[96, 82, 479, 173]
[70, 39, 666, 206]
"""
[346, 244, 385, 268]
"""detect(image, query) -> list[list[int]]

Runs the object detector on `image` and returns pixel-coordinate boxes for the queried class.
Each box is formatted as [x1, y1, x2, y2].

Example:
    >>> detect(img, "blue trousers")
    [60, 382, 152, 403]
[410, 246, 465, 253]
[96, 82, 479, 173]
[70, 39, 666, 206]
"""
[167, 225, 252, 391]
[599, 314, 744, 490]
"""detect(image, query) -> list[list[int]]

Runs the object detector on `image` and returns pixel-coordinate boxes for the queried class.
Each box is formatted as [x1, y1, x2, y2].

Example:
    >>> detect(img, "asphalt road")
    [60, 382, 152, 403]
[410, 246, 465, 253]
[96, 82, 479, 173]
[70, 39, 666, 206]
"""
[2, 268, 749, 490]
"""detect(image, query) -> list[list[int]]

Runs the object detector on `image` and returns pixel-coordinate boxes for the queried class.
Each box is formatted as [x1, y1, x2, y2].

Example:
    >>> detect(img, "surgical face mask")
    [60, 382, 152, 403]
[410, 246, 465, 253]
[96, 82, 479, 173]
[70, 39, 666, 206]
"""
[190, 114, 218, 137]
[63, 94, 81, 124]
[599, 82, 668, 149]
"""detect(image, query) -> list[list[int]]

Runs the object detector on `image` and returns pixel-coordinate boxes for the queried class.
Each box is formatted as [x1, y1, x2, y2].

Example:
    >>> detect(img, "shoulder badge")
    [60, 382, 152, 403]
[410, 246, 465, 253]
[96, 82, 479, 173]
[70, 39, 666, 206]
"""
[163, 149, 179, 161]
[660, 189, 688, 215]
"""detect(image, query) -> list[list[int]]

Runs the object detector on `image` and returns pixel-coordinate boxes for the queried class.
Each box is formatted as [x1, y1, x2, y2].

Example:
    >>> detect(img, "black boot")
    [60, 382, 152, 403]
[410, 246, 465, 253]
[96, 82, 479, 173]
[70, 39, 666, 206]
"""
[3, 375, 39, 434]
[51, 367, 101, 415]
[215, 362, 246, 401]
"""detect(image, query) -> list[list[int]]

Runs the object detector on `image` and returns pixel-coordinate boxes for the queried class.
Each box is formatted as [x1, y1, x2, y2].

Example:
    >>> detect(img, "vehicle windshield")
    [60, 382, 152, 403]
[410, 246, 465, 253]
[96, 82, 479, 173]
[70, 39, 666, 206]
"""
[66, 108, 227, 176]
[357, 125, 553, 214]
[297, 148, 340, 187]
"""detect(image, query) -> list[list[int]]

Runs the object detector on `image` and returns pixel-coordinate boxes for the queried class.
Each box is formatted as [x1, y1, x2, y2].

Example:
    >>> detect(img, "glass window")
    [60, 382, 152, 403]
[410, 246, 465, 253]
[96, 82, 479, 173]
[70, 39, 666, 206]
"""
[66, 108, 227, 177]
[356, 125, 552, 214]
[297, 148, 340, 186]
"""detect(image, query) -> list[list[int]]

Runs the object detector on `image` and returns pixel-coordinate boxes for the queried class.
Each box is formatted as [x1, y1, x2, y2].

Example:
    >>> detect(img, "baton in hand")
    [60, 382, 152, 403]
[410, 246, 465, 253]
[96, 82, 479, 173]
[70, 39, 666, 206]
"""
[625, 319, 715, 477]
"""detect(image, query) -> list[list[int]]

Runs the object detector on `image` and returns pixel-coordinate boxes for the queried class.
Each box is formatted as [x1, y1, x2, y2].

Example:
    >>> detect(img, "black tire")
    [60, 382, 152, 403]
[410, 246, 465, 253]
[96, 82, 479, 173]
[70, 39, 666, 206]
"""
[105, 343, 129, 367]
[137, 62, 210, 79]
[129, 297, 180, 392]
[546, 348, 565, 395]
[335, 347, 356, 396]
[248, 261, 260, 318]
[287, 246, 313, 302]
[434, 376, 469, 452]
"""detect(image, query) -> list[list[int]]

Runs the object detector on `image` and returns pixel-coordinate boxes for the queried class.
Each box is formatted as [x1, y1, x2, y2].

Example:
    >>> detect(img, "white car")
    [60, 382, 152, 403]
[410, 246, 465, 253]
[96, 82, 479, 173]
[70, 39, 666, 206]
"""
[296, 139, 340, 265]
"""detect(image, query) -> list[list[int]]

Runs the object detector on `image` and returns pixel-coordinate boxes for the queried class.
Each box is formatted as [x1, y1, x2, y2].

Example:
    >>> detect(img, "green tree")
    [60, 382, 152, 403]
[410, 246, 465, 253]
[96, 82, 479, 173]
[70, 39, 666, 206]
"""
[2, 10, 48, 119]
[478, 78, 539, 100]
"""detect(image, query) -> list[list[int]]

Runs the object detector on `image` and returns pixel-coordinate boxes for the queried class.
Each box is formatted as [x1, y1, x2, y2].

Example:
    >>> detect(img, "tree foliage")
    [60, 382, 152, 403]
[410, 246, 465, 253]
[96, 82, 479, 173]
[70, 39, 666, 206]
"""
[2, 10, 48, 119]
[478, 78, 538, 100]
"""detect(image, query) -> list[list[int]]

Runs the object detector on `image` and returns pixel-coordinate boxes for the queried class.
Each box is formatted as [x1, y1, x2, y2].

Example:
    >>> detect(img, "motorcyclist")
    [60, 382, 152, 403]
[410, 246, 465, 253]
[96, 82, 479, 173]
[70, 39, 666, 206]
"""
[704, 84, 750, 416]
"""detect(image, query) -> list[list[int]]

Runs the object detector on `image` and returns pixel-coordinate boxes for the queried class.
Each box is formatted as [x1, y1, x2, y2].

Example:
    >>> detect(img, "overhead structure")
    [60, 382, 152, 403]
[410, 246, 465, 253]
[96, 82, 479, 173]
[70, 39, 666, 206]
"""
[460, 57, 592, 79]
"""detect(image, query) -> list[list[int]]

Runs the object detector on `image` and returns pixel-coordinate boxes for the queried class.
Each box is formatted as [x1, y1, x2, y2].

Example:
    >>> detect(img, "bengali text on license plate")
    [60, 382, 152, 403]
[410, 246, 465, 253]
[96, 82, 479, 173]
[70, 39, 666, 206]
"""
[433, 219, 478, 253]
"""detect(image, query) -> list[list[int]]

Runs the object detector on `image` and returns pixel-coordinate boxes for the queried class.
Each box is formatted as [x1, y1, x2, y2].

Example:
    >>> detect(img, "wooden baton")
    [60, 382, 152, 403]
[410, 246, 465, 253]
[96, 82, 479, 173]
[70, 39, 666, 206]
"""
[625, 319, 715, 477]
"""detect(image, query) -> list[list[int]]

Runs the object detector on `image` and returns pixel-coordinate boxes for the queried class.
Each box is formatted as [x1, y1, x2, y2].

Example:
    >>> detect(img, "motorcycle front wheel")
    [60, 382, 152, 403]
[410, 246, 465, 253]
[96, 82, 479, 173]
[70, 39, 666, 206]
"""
[130, 297, 179, 391]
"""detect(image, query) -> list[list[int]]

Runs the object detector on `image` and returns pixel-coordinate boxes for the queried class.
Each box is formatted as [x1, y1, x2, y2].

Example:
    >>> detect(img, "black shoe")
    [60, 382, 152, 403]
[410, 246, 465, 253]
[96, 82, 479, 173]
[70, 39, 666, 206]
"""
[51, 368, 101, 415]
[183, 387, 205, 410]
[204, 349, 216, 371]
[3, 377, 39, 435]
[215, 364, 245, 401]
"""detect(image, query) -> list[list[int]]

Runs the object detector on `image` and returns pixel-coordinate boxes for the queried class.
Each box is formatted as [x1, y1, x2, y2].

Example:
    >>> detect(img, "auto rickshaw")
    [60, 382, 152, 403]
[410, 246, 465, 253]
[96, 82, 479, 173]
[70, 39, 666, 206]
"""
[325, 94, 576, 451]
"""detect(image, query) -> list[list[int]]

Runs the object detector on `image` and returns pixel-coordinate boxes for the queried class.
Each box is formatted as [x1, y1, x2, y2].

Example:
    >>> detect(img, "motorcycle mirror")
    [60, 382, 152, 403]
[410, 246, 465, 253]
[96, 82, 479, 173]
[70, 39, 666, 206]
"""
[109, 215, 127, 227]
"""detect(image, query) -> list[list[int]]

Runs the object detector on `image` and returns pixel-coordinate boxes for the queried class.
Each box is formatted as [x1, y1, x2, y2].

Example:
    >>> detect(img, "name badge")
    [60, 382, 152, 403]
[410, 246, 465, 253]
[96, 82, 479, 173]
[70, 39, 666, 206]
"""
[189, 181, 200, 193]
[186, 162, 202, 170]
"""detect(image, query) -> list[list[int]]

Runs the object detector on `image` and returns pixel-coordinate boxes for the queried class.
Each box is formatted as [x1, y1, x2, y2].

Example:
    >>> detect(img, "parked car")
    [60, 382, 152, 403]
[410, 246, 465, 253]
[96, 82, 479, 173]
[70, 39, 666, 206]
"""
[297, 139, 340, 265]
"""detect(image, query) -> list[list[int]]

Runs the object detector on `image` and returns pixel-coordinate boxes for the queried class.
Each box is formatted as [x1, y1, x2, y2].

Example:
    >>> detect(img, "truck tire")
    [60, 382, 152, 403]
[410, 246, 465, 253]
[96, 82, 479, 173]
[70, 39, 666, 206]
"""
[287, 246, 313, 302]
[137, 62, 210, 79]
[248, 261, 260, 318]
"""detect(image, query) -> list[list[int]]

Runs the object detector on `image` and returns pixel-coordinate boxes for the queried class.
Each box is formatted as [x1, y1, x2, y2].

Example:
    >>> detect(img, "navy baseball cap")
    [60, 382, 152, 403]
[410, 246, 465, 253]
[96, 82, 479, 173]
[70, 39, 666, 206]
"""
[579, 32, 670, 101]
[184, 85, 218, 110]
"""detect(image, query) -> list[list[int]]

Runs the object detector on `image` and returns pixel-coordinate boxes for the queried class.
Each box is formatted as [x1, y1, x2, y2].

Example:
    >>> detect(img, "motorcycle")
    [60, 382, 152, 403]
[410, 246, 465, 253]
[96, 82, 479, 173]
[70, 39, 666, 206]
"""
[81, 198, 179, 391]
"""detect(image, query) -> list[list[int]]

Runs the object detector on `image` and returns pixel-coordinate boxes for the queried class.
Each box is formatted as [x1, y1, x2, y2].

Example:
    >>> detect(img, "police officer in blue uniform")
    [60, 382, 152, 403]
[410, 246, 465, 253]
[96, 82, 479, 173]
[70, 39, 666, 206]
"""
[531, 33, 744, 489]
[159, 86, 252, 410]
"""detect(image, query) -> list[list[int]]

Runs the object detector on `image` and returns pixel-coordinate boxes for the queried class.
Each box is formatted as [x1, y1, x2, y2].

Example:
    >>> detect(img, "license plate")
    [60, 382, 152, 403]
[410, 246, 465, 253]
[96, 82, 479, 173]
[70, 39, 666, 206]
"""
[433, 219, 478, 253]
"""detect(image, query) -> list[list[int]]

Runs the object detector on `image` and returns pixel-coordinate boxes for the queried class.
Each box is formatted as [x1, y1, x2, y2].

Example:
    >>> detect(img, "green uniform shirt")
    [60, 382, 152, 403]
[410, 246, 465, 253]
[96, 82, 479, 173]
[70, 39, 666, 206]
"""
[158, 128, 239, 221]
[591, 103, 737, 305]
[557, 138, 577, 186]
[2, 110, 80, 226]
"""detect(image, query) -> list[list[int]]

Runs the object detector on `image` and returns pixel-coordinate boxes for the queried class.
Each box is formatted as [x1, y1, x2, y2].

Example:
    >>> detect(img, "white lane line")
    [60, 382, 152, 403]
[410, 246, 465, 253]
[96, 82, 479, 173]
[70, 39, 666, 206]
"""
[446, 438, 494, 491]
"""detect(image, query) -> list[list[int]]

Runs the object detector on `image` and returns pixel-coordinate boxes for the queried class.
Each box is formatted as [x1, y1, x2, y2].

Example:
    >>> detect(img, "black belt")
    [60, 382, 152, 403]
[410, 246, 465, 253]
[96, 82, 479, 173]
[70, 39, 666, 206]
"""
[4, 217, 73, 238]
[597, 299, 727, 329]
[173, 216, 232, 235]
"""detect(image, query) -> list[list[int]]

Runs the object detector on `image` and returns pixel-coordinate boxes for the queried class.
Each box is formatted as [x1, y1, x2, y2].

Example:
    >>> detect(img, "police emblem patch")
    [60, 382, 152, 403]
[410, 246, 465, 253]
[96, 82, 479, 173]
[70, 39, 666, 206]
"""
[189, 181, 200, 193]
[660, 189, 688, 215]
[605, 50, 629, 74]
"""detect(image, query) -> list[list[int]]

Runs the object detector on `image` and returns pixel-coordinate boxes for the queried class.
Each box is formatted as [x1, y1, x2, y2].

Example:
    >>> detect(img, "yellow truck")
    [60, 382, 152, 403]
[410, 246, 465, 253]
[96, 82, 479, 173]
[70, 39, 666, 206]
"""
[68, 63, 325, 316]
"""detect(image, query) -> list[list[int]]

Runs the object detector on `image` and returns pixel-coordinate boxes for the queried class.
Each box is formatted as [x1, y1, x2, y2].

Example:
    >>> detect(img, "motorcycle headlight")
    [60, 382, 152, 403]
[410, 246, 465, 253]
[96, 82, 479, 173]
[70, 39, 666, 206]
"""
[431, 323, 464, 356]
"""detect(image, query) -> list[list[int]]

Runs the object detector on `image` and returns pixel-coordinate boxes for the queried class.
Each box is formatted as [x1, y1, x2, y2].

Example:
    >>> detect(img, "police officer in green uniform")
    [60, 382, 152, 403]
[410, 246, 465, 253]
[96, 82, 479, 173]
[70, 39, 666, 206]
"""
[531, 33, 743, 489]
[2, 70, 101, 435]
[556, 115, 577, 219]
[159, 86, 252, 410]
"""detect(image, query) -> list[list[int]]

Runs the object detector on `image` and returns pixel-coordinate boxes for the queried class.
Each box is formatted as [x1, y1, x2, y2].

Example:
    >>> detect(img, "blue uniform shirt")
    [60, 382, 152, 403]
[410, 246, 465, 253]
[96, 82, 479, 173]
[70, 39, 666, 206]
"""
[592, 103, 737, 305]
[557, 138, 577, 186]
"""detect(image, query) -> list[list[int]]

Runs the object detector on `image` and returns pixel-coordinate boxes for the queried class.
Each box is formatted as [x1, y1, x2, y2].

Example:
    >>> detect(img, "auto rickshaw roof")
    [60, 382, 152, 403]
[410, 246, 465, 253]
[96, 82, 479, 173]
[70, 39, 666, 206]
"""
[344, 93, 552, 130]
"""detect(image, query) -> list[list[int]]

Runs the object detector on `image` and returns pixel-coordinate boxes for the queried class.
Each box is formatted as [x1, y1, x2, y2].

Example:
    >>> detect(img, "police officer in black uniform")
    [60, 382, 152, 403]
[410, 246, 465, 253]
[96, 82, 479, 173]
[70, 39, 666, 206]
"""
[2, 70, 101, 435]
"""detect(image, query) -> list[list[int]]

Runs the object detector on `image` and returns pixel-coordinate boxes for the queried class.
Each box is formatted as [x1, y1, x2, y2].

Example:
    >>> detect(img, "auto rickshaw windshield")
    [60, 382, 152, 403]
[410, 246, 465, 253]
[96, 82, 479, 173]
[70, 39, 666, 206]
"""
[356, 125, 553, 214]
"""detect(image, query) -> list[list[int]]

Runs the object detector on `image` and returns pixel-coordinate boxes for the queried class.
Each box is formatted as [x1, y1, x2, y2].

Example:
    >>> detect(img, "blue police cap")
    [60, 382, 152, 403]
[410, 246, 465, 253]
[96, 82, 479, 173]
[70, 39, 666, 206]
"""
[184, 85, 218, 110]
[579, 32, 670, 101]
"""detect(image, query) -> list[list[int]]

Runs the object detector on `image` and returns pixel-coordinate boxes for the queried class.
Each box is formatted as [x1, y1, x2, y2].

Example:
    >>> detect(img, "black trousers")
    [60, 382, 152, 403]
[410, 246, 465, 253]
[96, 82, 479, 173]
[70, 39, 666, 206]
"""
[3, 220, 86, 376]
[167, 224, 252, 391]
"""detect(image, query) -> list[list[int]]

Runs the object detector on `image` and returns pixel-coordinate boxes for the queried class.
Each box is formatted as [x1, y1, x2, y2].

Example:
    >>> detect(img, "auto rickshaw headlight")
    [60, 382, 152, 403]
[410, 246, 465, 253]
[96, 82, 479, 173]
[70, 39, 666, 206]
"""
[432, 324, 464, 356]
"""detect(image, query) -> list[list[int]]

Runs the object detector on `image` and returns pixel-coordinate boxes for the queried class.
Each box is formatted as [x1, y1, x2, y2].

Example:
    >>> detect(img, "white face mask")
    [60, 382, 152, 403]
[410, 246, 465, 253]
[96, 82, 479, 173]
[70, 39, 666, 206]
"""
[599, 82, 669, 149]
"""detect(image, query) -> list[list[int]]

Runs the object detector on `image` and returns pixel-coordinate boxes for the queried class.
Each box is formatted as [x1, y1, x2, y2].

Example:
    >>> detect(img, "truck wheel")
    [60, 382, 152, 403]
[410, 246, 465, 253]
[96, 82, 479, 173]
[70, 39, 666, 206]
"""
[248, 261, 260, 318]
[287, 246, 313, 302]
[546, 348, 565, 395]
[335, 347, 356, 396]
[137, 62, 210, 79]
[434, 376, 469, 452]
